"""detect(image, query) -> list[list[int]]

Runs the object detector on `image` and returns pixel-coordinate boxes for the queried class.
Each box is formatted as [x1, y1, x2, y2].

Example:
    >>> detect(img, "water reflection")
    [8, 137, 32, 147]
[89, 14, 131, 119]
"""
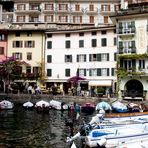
[0, 104, 94, 148]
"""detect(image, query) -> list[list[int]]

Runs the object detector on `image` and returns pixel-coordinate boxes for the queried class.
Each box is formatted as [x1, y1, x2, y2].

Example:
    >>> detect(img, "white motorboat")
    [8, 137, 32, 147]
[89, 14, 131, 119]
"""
[96, 101, 112, 113]
[23, 101, 34, 108]
[35, 100, 50, 112]
[50, 100, 68, 110]
[112, 101, 128, 113]
[85, 123, 148, 147]
[0, 100, 14, 109]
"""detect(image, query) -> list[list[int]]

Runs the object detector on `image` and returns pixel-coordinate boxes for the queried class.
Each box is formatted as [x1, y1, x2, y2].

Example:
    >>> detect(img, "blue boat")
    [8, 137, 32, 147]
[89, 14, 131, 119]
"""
[96, 101, 112, 113]
[112, 101, 128, 113]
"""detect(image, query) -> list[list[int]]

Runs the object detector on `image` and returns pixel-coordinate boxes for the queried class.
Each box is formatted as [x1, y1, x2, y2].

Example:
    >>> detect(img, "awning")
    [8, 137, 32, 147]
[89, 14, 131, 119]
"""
[89, 80, 112, 86]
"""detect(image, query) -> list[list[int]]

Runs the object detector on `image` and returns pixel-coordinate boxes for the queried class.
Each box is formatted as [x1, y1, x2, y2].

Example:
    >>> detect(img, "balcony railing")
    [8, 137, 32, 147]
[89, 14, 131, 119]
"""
[118, 47, 136, 54]
[117, 27, 136, 35]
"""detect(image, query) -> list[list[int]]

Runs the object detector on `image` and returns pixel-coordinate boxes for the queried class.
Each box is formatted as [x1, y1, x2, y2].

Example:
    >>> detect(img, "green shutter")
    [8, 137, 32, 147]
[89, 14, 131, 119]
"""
[77, 55, 79, 62]
[97, 54, 101, 61]
[107, 68, 109, 76]
[84, 55, 86, 62]
[107, 53, 109, 61]
[119, 22, 122, 28]
[84, 69, 86, 76]
[89, 54, 91, 61]
[97, 68, 101, 76]
[111, 68, 114, 76]
[131, 21, 135, 27]
[114, 53, 117, 61]
[131, 41, 135, 48]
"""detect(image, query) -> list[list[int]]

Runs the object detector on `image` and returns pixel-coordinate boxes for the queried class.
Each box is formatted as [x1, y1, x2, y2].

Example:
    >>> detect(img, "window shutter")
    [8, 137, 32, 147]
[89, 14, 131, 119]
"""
[97, 68, 101, 76]
[131, 21, 135, 27]
[97, 54, 101, 61]
[108, 5, 110, 11]
[119, 41, 123, 49]
[107, 53, 109, 61]
[84, 55, 86, 62]
[114, 53, 117, 61]
[77, 55, 79, 62]
[111, 68, 114, 76]
[89, 54, 91, 61]
[131, 41, 135, 48]
[84, 69, 86, 76]
[107, 68, 109, 76]
[20, 53, 22, 60]
[119, 22, 122, 28]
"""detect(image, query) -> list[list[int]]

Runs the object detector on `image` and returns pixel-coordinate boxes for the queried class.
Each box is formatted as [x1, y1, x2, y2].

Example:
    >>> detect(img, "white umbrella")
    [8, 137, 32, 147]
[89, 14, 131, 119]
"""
[23, 101, 34, 107]
[35, 100, 50, 107]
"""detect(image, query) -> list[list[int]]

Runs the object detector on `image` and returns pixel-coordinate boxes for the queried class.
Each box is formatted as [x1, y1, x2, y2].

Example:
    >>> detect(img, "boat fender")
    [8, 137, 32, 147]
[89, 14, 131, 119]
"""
[97, 138, 107, 147]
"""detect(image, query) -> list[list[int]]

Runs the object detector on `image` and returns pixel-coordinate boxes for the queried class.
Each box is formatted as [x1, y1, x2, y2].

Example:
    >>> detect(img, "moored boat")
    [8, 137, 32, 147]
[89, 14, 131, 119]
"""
[49, 100, 68, 110]
[23, 101, 34, 109]
[96, 101, 112, 113]
[85, 123, 148, 147]
[112, 101, 128, 113]
[35, 100, 50, 113]
[0, 100, 14, 110]
[81, 102, 95, 114]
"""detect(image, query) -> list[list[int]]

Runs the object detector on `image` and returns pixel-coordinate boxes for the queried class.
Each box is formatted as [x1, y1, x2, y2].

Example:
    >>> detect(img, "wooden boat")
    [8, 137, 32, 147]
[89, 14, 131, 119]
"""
[85, 123, 148, 148]
[0, 100, 14, 110]
[127, 102, 141, 112]
[104, 111, 148, 118]
[81, 102, 95, 114]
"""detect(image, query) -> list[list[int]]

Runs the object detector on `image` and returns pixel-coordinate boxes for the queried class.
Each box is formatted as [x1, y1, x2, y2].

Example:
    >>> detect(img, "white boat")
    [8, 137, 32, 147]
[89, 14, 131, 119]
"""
[23, 101, 34, 108]
[50, 100, 68, 110]
[112, 101, 128, 113]
[35, 100, 50, 108]
[85, 123, 148, 147]
[96, 101, 112, 113]
[66, 113, 148, 143]
[0, 100, 14, 109]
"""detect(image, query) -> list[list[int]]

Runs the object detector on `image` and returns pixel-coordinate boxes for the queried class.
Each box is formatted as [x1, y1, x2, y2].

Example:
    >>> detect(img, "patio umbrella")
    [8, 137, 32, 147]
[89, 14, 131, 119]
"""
[67, 76, 86, 84]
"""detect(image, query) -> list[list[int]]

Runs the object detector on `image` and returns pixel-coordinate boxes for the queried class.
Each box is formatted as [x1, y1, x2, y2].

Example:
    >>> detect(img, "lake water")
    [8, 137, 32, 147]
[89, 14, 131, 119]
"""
[0, 103, 95, 148]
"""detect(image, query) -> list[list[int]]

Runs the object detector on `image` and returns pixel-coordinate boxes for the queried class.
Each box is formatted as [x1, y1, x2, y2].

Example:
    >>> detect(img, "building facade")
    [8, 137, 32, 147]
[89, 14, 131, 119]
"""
[111, 0, 148, 100]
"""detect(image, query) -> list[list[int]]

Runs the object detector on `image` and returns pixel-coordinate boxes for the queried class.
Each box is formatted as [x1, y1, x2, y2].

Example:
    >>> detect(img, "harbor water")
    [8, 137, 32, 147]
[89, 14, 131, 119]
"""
[0, 103, 94, 148]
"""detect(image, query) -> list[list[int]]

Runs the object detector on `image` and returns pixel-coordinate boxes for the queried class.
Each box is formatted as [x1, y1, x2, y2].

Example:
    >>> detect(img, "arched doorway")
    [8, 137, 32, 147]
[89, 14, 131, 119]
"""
[125, 79, 143, 97]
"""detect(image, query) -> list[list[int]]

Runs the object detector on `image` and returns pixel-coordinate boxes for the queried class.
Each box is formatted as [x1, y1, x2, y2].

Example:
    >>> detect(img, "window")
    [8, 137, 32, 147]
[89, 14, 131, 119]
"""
[65, 69, 70, 77]
[0, 34, 5, 41]
[15, 32, 20, 37]
[101, 5, 110, 11]
[73, 16, 82, 23]
[47, 41, 52, 49]
[17, 4, 25, 10]
[101, 38, 107, 47]
[92, 31, 97, 36]
[17, 16, 25, 22]
[79, 32, 84, 36]
[65, 33, 70, 37]
[92, 39, 97, 47]
[12, 52, 22, 60]
[75, 4, 80, 11]
[45, 4, 54, 10]
[65, 40, 70, 48]
[104, 16, 108, 23]
[47, 34, 52, 38]
[59, 15, 68, 22]
[139, 60, 145, 69]
[101, 53, 109, 61]
[89, 68, 98, 76]
[77, 54, 86, 62]
[25, 41, 35, 48]
[27, 32, 32, 37]
[114, 53, 117, 61]
[45, 15, 53, 22]
[65, 55, 72, 62]
[47, 55, 52, 63]
[26, 66, 31, 73]
[89, 16, 94, 23]
[114, 37, 117, 46]
[101, 30, 107, 34]
[89, 4, 94, 11]
[102, 68, 109, 76]
[47, 69, 52, 77]
[79, 69, 86, 76]
[27, 52, 32, 60]
[59, 4, 68, 11]
[13, 41, 23, 48]
[79, 40, 84, 48]
[33, 67, 39, 73]
[0, 47, 4, 55]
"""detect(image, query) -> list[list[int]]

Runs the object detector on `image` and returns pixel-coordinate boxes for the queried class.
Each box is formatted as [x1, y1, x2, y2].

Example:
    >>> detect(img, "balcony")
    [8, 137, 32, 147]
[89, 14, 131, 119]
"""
[118, 47, 136, 54]
[117, 27, 136, 36]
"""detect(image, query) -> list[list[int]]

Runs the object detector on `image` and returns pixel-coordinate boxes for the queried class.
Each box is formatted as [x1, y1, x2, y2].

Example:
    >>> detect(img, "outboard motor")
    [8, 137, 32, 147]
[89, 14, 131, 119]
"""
[79, 124, 92, 136]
